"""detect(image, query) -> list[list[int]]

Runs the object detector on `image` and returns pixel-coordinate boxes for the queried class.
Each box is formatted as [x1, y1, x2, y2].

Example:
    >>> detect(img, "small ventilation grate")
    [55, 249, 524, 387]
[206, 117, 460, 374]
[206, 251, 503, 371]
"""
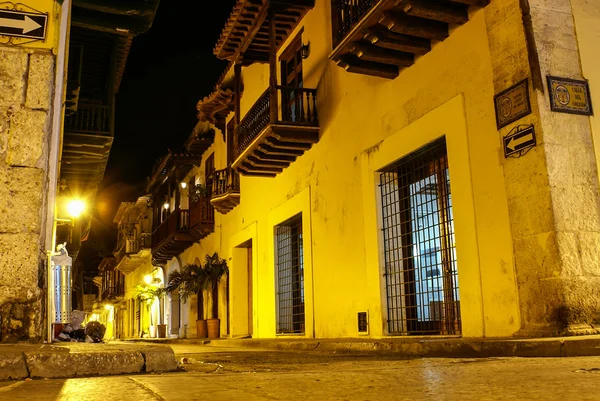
[358, 312, 368, 333]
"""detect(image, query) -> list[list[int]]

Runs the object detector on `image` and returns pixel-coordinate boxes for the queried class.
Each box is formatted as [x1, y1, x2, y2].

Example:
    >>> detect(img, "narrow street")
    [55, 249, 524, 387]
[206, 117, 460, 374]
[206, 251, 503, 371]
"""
[1, 346, 599, 400]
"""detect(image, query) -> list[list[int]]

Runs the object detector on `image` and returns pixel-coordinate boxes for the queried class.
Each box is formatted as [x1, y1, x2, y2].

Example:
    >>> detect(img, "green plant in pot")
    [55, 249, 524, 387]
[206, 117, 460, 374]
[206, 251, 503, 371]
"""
[134, 284, 167, 338]
[202, 252, 229, 339]
[167, 263, 209, 338]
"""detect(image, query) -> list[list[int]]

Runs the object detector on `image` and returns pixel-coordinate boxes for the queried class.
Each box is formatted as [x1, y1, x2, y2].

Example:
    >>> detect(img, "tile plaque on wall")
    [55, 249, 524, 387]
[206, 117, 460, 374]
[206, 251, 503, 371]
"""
[547, 76, 593, 116]
[494, 79, 532, 129]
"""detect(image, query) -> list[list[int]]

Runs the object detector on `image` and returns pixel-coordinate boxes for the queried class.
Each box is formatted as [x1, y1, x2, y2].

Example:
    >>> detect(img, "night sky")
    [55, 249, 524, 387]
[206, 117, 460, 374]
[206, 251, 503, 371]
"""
[80, 0, 236, 266]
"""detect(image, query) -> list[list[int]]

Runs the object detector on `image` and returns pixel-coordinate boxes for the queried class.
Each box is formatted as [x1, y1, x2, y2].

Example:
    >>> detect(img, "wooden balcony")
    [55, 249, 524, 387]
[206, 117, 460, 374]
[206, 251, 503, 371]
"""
[151, 210, 195, 266]
[115, 233, 152, 274]
[211, 167, 241, 214]
[102, 283, 125, 301]
[233, 85, 319, 177]
[330, 0, 489, 79]
[189, 194, 215, 240]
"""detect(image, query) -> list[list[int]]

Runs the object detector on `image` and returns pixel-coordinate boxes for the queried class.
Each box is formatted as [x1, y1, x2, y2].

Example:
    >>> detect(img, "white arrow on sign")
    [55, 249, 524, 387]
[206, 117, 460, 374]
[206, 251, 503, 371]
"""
[507, 132, 534, 151]
[0, 15, 42, 34]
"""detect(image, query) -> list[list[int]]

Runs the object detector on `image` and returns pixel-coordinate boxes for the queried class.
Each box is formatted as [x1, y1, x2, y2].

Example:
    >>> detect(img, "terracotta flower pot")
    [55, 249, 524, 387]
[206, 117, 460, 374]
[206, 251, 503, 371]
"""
[196, 319, 208, 339]
[207, 318, 220, 339]
[157, 324, 167, 338]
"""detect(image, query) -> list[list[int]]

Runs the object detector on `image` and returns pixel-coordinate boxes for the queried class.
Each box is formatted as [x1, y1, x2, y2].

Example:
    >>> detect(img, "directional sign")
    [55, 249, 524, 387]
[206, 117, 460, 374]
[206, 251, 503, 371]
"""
[503, 125, 536, 158]
[0, 9, 47, 40]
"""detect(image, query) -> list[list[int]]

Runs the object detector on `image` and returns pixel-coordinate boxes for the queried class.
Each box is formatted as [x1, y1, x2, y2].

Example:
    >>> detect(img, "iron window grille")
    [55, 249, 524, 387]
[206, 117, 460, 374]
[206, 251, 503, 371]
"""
[275, 214, 305, 334]
[379, 137, 461, 336]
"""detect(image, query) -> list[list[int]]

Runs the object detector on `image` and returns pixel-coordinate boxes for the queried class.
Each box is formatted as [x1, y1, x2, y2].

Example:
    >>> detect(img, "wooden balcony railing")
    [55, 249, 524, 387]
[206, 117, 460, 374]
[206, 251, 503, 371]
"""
[151, 209, 190, 249]
[64, 103, 112, 134]
[332, 0, 378, 47]
[138, 233, 152, 250]
[236, 85, 318, 158]
[212, 167, 241, 198]
[102, 283, 124, 300]
[190, 192, 214, 239]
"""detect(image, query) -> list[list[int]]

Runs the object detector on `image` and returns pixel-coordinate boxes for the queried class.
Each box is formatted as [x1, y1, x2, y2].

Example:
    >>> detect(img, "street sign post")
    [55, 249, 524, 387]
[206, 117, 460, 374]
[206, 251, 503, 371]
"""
[503, 125, 536, 158]
[0, 9, 47, 41]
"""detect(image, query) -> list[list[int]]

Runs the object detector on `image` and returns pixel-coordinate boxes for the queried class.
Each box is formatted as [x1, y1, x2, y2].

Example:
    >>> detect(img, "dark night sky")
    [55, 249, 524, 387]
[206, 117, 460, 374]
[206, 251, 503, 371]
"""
[80, 1, 236, 264]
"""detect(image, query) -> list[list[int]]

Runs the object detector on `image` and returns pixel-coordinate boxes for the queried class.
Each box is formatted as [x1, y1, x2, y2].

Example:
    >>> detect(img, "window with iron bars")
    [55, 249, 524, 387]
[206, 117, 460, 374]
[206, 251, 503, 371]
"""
[275, 214, 305, 334]
[379, 137, 461, 336]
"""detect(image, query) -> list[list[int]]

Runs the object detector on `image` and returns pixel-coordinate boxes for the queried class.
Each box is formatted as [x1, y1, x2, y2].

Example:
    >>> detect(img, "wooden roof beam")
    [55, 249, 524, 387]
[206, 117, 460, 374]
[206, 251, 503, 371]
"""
[72, 0, 158, 17]
[402, 1, 468, 25]
[365, 26, 430, 55]
[380, 11, 448, 41]
[348, 41, 414, 67]
[336, 54, 399, 79]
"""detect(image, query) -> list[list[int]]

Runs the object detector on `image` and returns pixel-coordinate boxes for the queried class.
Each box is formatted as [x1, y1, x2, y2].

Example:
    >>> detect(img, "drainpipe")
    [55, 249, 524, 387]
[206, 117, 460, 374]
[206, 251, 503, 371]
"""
[45, 0, 72, 343]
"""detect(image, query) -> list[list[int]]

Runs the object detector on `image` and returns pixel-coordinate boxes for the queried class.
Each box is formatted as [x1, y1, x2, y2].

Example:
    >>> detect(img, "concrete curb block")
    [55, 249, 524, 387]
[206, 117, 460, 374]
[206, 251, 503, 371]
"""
[0, 344, 179, 381]
[204, 337, 600, 358]
[0, 352, 28, 381]
[142, 348, 179, 373]
[25, 351, 145, 379]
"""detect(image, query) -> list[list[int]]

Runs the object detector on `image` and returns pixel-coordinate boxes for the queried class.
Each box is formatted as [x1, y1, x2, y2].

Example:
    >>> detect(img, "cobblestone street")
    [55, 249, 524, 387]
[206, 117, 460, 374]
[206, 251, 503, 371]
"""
[1, 347, 600, 400]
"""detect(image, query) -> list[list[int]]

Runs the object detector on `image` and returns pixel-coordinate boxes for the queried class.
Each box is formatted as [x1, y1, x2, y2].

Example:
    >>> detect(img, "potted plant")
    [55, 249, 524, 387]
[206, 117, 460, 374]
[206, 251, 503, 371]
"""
[167, 263, 209, 338]
[202, 252, 229, 339]
[134, 284, 167, 338]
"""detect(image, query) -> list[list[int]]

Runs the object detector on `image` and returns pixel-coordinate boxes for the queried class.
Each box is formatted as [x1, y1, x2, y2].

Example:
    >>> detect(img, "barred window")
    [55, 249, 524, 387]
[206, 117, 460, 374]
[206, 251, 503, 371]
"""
[275, 214, 305, 334]
[379, 137, 460, 335]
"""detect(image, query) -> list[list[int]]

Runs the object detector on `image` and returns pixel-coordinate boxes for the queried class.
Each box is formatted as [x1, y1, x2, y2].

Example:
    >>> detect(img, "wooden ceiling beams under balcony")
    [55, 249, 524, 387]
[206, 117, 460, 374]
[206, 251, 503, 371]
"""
[214, 0, 315, 64]
[71, 0, 160, 36]
[330, 0, 489, 79]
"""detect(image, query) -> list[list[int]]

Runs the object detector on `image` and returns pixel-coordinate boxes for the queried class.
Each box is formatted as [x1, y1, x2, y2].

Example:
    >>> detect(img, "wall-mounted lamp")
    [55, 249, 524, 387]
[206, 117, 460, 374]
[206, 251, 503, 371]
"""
[300, 42, 310, 59]
[66, 199, 85, 218]
[163, 202, 170, 210]
[180, 182, 187, 189]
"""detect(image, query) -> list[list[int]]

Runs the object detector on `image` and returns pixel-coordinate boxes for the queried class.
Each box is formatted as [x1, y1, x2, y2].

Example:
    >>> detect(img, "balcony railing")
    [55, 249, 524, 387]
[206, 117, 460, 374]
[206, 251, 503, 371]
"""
[190, 191, 214, 239]
[236, 85, 318, 158]
[138, 232, 152, 250]
[332, 0, 378, 47]
[212, 167, 241, 198]
[64, 103, 112, 134]
[151, 209, 190, 249]
[102, 283, 124, 300]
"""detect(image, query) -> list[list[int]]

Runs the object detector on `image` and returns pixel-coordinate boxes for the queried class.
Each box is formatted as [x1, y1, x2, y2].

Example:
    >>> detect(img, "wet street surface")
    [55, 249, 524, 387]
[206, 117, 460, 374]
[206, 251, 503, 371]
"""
[1, 346, 600, 400]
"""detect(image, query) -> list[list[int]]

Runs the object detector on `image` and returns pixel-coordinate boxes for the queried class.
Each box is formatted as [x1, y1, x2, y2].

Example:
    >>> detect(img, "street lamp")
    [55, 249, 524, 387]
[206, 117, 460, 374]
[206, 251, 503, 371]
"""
[66, 199, 85, 218]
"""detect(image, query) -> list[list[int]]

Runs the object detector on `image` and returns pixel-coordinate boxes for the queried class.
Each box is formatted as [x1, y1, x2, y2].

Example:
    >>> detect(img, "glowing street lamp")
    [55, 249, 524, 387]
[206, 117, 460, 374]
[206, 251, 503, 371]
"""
[66, 199, 85, 218]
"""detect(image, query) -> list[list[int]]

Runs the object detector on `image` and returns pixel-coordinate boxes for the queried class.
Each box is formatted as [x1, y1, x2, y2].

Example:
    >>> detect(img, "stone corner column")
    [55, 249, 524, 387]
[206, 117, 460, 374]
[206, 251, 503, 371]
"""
[486, 0, 600, 336]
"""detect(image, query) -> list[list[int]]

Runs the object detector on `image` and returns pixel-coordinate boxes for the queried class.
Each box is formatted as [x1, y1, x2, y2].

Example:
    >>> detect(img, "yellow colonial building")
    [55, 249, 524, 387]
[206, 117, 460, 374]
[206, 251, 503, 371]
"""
[144, 0, 600, 340]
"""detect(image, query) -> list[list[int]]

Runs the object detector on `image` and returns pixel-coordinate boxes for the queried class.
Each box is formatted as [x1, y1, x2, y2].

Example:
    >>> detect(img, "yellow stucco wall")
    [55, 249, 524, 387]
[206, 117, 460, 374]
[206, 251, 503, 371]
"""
[571, 0, 600, 184]
[169, 0, 522, 339]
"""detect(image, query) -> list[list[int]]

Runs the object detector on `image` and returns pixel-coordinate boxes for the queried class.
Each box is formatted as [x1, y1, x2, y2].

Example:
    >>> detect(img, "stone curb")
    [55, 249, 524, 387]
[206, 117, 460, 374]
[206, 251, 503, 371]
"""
[197, 336, 600, 358]
[0, 346, 178, 381]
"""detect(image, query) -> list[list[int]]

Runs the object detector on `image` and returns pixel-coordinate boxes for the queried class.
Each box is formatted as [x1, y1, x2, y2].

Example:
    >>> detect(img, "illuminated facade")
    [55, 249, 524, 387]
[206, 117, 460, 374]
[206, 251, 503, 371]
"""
[149, 0, 600, 339]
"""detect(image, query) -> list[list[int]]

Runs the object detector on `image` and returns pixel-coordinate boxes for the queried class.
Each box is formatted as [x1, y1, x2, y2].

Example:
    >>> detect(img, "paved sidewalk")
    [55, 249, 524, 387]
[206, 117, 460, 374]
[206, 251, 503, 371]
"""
[0, 342, 178, 381]
[125, 334, 600, 358]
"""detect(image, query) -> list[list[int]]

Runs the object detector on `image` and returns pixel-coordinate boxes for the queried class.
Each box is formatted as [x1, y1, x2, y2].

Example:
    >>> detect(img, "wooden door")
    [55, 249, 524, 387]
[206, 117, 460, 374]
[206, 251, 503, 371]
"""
[279, 32, 303, 122]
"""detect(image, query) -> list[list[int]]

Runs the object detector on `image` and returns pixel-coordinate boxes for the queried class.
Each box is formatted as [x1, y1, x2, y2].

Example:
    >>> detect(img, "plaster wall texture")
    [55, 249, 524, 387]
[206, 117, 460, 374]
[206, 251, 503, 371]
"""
[0, 45, 55, 342]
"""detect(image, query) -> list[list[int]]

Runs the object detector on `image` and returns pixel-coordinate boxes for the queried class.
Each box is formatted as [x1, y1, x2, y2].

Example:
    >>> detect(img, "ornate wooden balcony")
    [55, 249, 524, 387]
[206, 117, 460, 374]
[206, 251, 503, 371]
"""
[115, 233, 152, 274]
[211, 167, 241, 214]
[330, 0, 489, 79]
[102, 284, 125, 301]
[151, 210, 195, 266]
[233, 85, 319, 177]
[189, 194, 215, 240]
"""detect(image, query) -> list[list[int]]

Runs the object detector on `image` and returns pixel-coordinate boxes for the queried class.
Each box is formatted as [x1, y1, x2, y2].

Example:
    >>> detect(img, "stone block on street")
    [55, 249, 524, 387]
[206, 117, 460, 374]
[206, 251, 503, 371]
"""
[0, 351, 28, 381]
[25, 351, 145, 379]
[142, 347, 179, 372]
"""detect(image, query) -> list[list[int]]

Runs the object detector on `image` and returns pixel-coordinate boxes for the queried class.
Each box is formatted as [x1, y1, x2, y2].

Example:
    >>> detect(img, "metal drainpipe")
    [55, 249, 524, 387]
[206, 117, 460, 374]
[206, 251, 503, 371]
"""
[45, 0, 72, 343]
